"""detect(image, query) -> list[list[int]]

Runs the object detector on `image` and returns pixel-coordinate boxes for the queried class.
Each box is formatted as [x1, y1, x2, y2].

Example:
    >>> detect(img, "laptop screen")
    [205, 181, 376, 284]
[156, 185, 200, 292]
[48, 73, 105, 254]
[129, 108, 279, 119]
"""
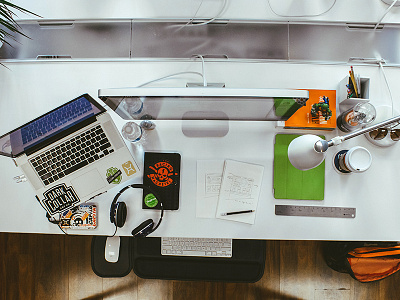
[0, 94, 105, 158]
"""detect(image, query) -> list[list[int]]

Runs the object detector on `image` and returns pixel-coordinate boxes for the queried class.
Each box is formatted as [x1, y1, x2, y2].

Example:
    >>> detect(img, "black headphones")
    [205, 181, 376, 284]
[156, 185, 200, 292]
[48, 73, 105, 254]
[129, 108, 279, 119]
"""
[110, 184, 164, 238]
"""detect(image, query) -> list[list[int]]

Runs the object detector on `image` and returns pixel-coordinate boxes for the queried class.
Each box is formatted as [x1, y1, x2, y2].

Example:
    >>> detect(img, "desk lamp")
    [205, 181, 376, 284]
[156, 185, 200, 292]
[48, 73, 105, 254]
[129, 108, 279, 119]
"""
[288, 114, 400, 170]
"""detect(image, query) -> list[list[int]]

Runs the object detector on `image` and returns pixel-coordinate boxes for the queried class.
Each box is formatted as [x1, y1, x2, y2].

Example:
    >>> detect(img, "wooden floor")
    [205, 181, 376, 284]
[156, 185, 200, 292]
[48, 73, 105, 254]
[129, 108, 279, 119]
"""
[1, 233, 399, 300]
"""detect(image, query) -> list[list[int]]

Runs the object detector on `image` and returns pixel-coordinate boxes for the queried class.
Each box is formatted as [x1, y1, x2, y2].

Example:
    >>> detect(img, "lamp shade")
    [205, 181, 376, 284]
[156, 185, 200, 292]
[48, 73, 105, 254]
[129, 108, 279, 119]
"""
[288, 135, 327, 170]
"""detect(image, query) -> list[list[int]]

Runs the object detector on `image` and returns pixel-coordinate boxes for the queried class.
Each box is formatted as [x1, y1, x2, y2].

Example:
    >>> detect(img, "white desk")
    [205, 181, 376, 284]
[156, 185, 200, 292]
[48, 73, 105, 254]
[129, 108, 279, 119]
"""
[1, 60, 400, 241]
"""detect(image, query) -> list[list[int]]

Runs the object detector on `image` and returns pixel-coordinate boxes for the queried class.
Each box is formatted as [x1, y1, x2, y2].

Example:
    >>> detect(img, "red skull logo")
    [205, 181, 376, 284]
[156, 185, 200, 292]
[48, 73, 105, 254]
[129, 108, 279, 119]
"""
[157, 167, 169, 181]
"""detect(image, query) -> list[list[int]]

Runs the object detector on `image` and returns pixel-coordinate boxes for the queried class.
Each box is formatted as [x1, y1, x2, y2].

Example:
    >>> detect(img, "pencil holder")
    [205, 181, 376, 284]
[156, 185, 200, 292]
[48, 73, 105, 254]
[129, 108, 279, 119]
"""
[338, 76, 370, 112]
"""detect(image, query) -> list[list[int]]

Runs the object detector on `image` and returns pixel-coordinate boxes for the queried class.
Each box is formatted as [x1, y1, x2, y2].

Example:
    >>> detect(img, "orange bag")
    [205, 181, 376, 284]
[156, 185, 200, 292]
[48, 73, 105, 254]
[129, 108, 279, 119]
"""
[347, 246, 400, 282]
[323, 242, 400, 283]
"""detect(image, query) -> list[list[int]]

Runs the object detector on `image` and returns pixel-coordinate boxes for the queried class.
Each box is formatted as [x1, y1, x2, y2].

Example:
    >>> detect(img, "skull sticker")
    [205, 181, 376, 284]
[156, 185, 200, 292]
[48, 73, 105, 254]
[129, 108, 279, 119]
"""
[148, 161, 177, 187]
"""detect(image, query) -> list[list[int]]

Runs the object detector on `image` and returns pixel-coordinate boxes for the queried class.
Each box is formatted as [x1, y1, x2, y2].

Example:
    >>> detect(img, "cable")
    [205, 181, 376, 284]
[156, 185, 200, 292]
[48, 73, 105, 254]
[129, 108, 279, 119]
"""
[137, 71, 204, 87]
[170, 0, 228, 31]
[191, 54, 207, 86]
[57, 224, 69, 235]
[186, 0, 228, 26]
[267, 0, 336, 17]
[374, 0, 398, 30]
[110, 223, 118, 237]
[379, 61, 394, 117]
[184, 0, 205, 27]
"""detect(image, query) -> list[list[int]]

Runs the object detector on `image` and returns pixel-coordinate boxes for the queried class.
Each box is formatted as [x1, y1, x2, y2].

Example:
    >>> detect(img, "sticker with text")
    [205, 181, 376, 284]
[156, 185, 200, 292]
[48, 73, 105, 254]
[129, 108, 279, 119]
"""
[106, 167, 122, 184]
[60, 204, 97, 229]
[144, 193, 158, 208]
[147, 161, 178, 187]
[42, 183, 80, 215]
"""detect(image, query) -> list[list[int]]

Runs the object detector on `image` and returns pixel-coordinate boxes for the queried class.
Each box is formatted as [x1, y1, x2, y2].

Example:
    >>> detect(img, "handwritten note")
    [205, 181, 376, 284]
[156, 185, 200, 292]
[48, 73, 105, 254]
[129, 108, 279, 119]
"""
[216, 160, 264, 224]
[196, 160, 224, 218]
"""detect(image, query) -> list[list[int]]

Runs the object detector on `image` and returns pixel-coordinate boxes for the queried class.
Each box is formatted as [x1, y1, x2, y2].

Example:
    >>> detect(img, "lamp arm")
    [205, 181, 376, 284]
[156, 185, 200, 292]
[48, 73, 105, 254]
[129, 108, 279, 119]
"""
[326, 114, 400, 148]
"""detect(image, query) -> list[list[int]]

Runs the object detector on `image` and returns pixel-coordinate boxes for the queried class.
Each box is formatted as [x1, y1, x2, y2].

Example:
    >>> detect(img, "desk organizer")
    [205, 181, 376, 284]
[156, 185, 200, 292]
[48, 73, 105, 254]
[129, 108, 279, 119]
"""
[338, 76, 370, 112]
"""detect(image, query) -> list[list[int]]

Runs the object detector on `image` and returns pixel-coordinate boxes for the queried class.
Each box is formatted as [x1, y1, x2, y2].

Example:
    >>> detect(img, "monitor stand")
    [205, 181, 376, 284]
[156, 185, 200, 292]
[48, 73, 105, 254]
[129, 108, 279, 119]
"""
[181, 120, 229, 137]
[181, 111, 229, 137]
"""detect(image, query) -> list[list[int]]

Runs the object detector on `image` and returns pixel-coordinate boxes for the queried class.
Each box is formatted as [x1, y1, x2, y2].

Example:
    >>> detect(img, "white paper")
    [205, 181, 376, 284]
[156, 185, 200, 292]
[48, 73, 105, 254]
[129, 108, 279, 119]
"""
[216, 160, 264, 224]
[196, 160, 225, 218]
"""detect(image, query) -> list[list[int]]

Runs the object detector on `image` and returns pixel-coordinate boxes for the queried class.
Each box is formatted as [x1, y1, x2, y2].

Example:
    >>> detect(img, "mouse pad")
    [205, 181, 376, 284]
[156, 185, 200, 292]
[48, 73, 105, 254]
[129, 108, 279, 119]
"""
[142, 152, 181, 210]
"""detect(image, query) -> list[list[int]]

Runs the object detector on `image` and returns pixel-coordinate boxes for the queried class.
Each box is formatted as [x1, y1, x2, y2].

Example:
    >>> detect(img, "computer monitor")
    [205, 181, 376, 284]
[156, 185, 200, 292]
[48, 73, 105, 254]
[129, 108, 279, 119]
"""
[98, 87, 309, 122]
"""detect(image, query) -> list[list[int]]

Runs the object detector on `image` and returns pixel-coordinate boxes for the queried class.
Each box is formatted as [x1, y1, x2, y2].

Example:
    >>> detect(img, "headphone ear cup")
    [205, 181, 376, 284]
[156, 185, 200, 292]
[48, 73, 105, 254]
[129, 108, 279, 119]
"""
[115, 202, 127, 228]
[131, 219, 154, 237]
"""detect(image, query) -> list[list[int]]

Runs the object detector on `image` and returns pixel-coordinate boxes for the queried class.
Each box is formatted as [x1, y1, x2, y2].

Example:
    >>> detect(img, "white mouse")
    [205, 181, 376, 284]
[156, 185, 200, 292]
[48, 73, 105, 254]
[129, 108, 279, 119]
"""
[105, 236, 120, 263]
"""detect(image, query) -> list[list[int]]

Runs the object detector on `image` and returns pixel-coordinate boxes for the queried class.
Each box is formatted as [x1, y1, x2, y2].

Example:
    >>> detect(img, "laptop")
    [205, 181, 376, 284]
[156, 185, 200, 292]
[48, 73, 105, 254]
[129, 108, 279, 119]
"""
[0, 94, 139, 216]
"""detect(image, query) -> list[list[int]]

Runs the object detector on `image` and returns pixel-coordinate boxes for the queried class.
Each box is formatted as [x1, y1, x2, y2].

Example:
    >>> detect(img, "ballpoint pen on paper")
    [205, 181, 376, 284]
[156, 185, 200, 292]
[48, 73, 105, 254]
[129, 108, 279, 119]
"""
[220, 210, 255, 216]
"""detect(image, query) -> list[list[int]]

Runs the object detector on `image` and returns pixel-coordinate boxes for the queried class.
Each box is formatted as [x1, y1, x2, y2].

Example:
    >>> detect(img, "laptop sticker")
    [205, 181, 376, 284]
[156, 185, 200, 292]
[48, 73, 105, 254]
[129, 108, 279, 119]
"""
[106, 167, 122, 184]
[122, 161, 137, 176]
[147, 161, 178, 187]
[42, 183, 80, 215]
[144, 193, 158, 208]
[60, 204, 97, 229]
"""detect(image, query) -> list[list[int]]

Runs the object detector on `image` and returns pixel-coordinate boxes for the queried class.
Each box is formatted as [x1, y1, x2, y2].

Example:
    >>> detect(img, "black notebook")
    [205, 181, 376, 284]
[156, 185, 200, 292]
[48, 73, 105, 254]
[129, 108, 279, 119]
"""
[142, 152, 181, 210]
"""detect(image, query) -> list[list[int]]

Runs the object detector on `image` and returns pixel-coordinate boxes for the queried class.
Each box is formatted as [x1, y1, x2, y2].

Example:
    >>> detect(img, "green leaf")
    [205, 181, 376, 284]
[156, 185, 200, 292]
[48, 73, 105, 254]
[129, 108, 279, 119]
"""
[0, 1, 40, 47]
[0, 1, 40, 17]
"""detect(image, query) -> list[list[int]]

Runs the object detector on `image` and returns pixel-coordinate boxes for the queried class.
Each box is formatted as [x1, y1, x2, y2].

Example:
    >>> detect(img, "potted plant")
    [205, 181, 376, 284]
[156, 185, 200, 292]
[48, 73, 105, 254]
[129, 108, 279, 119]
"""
[0, 0, 39, 48]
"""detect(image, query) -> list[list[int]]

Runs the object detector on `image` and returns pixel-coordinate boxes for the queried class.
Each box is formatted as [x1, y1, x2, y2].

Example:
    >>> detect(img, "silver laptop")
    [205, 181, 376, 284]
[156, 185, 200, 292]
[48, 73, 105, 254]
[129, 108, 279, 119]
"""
[0, 94, 139, 216]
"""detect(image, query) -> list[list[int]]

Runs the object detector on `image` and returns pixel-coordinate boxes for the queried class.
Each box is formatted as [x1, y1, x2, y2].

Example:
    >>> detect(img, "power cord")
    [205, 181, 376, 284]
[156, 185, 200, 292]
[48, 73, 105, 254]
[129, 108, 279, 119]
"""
[170, 0, 228, 32]
[137, 71, 204, 88]
[185, 0, 228, 26]
[46, 212, 69, 235]
[137, 54, 208, 88]
[374, 0, 399, 30]
[378, 60, 394, 117]
[191, 54, 208, 86]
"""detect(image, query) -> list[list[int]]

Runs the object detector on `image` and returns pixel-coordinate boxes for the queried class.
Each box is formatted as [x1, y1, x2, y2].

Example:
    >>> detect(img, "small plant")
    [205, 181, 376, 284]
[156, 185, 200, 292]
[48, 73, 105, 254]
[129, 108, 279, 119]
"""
[0, 0, 39, 46]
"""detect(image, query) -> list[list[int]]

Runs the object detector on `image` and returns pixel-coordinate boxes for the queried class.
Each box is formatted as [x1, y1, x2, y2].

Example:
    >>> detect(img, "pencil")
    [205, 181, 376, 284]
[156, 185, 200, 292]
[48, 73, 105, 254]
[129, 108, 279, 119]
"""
[349, 68, 359, 98]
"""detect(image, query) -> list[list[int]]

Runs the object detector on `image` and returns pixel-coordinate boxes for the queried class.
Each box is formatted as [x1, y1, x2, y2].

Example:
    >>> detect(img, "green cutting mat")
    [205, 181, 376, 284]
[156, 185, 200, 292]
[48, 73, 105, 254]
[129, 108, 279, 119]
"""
[273, 134, 325, 200]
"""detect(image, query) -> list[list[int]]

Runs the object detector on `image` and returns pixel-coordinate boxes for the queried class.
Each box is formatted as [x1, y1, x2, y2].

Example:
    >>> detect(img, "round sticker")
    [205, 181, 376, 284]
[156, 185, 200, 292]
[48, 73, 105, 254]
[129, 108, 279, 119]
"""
[144, 193, 158, 208]
[106, 167, 122, 184]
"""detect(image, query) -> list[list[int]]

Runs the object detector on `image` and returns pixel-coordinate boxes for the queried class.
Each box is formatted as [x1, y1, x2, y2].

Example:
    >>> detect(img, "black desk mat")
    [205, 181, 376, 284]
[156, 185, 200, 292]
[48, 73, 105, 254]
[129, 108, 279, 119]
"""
[132, 237, 266, 282]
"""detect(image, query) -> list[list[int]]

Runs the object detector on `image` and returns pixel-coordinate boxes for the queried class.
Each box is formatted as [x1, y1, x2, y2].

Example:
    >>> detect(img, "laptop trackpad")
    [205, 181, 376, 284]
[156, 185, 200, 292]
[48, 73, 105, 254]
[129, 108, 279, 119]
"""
[71, 169, 106, 198]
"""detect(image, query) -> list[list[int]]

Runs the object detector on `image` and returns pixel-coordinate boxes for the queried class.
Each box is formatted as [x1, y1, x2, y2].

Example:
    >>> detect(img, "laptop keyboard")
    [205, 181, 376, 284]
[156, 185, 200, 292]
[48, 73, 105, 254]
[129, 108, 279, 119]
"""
[21, 97, 91, 144]
[161, 237, 233, 258]
[30, 125, 114, 186]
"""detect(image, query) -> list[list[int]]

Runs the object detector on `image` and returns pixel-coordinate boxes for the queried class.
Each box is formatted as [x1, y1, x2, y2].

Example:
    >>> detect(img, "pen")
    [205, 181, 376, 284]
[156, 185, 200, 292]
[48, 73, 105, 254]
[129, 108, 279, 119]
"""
[221, 210, 255, 216]
[349, 67, 359, 98]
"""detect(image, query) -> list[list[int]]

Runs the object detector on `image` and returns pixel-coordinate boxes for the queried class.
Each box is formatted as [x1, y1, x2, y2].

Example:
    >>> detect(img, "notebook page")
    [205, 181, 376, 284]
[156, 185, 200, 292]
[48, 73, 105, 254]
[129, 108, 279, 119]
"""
[216, 160, 264, 224]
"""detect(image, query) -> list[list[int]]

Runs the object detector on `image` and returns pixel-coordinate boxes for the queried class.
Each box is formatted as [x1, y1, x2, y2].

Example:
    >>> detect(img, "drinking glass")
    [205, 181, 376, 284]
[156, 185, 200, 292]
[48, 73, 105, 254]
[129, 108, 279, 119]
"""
[337, 103, 376, 132]
[121, 122, 145, 143]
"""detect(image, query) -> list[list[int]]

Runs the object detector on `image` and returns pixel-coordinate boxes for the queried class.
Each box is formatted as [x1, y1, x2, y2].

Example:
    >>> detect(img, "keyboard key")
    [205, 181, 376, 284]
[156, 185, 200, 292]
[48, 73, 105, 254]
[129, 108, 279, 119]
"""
[161, 237, 232, 258]
[31, 125, 114, 184]
[100, 143, 111, 151]
[64, 160, 89, 176]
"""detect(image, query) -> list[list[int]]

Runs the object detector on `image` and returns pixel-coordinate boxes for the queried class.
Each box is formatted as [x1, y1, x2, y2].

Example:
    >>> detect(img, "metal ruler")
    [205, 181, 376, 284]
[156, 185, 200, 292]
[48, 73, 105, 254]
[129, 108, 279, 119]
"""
[275, 205, 356, 218]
